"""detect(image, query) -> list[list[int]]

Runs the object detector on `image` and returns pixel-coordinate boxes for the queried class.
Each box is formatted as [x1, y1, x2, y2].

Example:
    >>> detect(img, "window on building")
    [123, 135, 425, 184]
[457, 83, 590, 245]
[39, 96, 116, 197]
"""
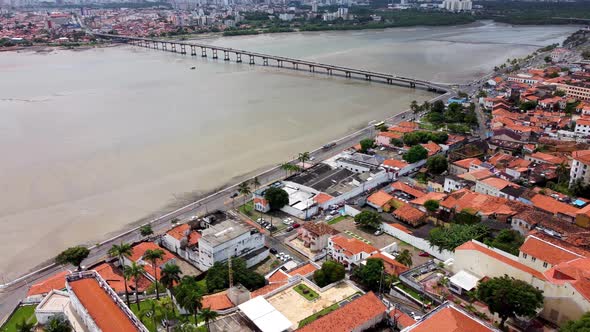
[532, 257, 537, 262]
[543, 262, 548, 268]
[523, 253, 528, 259]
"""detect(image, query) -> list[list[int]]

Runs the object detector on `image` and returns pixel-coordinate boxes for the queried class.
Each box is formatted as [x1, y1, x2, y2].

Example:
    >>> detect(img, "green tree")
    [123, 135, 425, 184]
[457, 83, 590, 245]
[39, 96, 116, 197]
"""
[556, 162, 569, 184]
[205, 258, 265, 292]
[410, 100, 420, 113]
[426, 155, 448, 175]
[264, 187, 289, 211]
[313, 260, 345, 287]
[353, 258, 384, 291]
[485, 230, 524, 256]
[520, 101, 537, 111]
[544, 55, 552, 63]
[140, 224, 153, 237]
[477, 275, 544, 330]
[238, 181, 251, 205]
[55, 246, 90, 271]
[396, 249, 412, 267]
[298, 151, 311, 165]
[454, 209, 481, 225]
[15, 319, 35, 332]
[403, 145, 428, 163]
[201, 308, 219, 332]
[280, 162, 299, 178]
[252, 177, 261, 191]
[45, 315, 71, 332]
[360, 138, 375, 153]
[431, 100, 445, 113]
[354, 210, 381, 230]
[108, 242, 133, 307]
[476, 90, 487, 98]
[161, 263, 183, 296]
[421, 101, 430, 112]
[139, 299, 163, 331]
[424, 199, 439, 213]
[428, 223, 489, 252]
[560, 312, 590, 332]
[144, 249, 165, 300]
[175, 277, 204, 324]
[124, 262, 146, 311]
[390, 138, 403, 147]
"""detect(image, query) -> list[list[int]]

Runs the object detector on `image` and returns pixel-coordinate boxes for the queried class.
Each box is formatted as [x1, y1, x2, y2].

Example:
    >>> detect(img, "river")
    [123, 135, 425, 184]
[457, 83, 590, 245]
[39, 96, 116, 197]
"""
[0, 21, 578, 280]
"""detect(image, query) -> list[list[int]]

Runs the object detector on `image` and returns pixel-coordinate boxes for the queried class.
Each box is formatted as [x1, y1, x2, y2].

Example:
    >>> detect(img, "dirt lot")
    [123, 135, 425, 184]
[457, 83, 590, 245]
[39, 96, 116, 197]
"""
[330, 217, 431, 267]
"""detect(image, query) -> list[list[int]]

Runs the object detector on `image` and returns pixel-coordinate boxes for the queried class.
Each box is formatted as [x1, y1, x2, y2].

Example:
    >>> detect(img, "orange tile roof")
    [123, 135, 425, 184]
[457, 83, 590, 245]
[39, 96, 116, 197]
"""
[391, 182, 426, 199]
[69, 277, 139, 332]
[93, 263, 151, 294]
[313, 192, 333, 204]
[367, 190, 394, 207]
[440, 189, 523, 217]
[573, 150, 590, 165]
[530, 194, 579, 217]
[167, 224, 190, 241]
[379, 131, 403, 139]
[480, 177, 512, 190]
[456, 241, 546, 280]
[130, 242, 176, 280]
[202, 292, 234, 311]
[296, 292, 386, 332]
[288, 263, 318, 277]
[370, 252, 409, 276]
[386, 223, 412, 234]
[406, 304, 495, 332]
[410, 192, 447, 206]
[544, 257, 590, 301]
[452, 158, 482, 170]
[388, 126, 415, 133]
[393, 204, 426, 226]
[301, 222, 339, 237]
[27, 270, 69, 296]
[397, 121, 420, 129]
[458, 169, 493, 181]
[330, 235, 378, 256]
[529, 152, 566, 165]
[253, 197, 268, 205]
[390, 310, 416, 328]
[382, 159, 409, 169]
[577, 118, 590, 127]
[250, 270, 289, 298]
[520, 236, 584, 266]
[421, 141, 442, 156]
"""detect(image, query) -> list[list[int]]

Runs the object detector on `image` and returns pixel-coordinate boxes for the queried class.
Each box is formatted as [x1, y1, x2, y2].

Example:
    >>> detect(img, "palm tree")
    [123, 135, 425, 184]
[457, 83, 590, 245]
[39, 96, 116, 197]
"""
[16, 319, 34, 332]
[556, 161, 569, 184]
[175, 284, 203, 325]
[280, 162, 292, 178]
[45, 315, 71, 332]
[298, 151, 311, 166]
[238, 181, 251, 206]
[200, 308, 219, 332]
[139, 299, 162, 331]
[421, 101, 430, 113]
[252, 177, 260, 191]
[144, 248, 165, 300]
[108, 242, 133, 307]
[410, 100, 420, 114]
[396, 249, 413, 268]
[161, 263, 182, 296]
[124, 262, 146, 311]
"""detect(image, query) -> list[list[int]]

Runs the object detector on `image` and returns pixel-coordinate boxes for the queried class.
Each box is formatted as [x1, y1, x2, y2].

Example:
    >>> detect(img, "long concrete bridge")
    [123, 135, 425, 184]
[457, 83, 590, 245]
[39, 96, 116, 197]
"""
[96, 33, 451, 93]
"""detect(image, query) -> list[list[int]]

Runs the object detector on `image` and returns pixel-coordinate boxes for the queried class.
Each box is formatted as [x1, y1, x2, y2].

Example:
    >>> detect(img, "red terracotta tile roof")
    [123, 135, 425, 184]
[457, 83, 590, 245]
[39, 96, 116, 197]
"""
[167, 224, 190, 241]
[393, 204, 426, 226]
[410, 192, 447, 206]
[379, 131, 403, 139]
[421, 141, 442, 156]
[530, 194, 579, 217]
[250, 270, 289, 298]
[397, 121, 420, 129]
[544, 257, 590, 301]
[69, 277, 139, 332]
[406, 304, 495, 332]
[573, 150, 590, 165]
[288, 263, 318, 277]
[253, 197, 268, 205]
[301, 222, 339, 237]
[370, 252, 409, 276]
[367, 190, 394, 207]
[27, 270, 69, 296]
[390, 310, 416, 328]
[520, 236, 584, 266]
[458, 169, 493, 181]
[330, 235, 378, 256]
[456, 241, 546, 280]
[382, 159, 409, 169]
[386, 223, 412, 234]
[452, 158, 482, 170]
[391, 182, 426, 199]
[388, 126, 415, 133]
[440, 189, 523, 217]
[529, 152, 566, 165]
[202, 292, 234, 311]
[296, 292, 386, 332]
[93, 263, 151, 294]
[480, 177, 512, 190]
[313, 192, 334, 204]
[130, 242, 176, 280]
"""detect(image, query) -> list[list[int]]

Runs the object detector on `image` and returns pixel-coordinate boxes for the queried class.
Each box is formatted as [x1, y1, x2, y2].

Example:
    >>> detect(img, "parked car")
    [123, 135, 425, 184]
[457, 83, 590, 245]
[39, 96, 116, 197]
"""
[286, 226, 294, 232]
[282, 219, 291, 225]
[374, 229, 384, 236]
[330, 210, 339, 216]
[292, 223, 301, 229]
[325, 215, 334, 221]
[257, 218, 265, 224]
[419, 251, 430, 257]
[269, 248, 278, 255]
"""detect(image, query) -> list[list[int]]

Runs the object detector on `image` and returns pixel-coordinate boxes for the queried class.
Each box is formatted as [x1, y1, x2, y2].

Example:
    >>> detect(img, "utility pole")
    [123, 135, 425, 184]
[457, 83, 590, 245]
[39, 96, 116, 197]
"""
[228, 250, 233, 289]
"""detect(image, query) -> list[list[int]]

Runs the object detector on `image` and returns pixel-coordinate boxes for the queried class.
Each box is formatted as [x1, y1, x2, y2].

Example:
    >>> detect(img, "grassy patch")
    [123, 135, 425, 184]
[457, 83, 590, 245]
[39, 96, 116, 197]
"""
[131, 299, 158, 332]
[239, 201, 254, 216]
[298, 303, 339, 327]
[293, 284, 319, 301]
[396, 283, 432, 305]
[327, 215, 346, 225]
[0, 305, 37, 332]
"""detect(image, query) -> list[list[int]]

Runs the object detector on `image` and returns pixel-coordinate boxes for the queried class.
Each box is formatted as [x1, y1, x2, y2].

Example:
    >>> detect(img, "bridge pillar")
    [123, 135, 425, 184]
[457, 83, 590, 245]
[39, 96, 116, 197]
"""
[345, 71, 351, 78]
[249, 55, 255, 65]
[224, 51, 230, 61]
[365, 75, 371, 81]
[153, 41, 158, 49]
[327, 68, 332, 75]
[387, 79, 392, 85]
[263, 58, 268, 66]
[162, 42, 167, 51]
[201, 47, 207, 57]
[190, 45, 196, 56]
[171, 43, 177, 53]
[180, 44, 186, 55]
[236, 53, 242, 63]
[309, 65, 314, 72]
[212, 49, 218, 59]
[292, 62, 298, 69]
[278, 60, 283, 67]
[410, 82, 415, 88]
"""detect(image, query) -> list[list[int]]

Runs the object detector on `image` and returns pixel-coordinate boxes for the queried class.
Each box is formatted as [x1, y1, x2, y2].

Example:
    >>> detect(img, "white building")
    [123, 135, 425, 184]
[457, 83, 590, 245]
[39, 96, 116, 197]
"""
[570, 150, 590, 186]
[442, 0, 472, 12]
[328, 235, 378, 270]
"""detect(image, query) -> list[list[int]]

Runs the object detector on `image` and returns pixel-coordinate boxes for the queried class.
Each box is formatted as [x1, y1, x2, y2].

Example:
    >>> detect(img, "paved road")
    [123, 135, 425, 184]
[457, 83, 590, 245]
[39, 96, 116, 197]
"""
[0, 87, 453, 322]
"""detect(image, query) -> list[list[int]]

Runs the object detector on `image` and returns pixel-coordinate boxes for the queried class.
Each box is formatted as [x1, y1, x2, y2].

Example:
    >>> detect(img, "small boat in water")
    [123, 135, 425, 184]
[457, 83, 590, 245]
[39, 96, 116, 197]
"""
[190, 66, 196, 70]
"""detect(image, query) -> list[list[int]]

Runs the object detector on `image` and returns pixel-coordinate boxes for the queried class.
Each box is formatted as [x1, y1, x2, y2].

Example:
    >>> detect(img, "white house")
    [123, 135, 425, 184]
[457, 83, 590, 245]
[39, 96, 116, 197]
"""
[327, 235, 378, 270]
[570, 150, 590, 186]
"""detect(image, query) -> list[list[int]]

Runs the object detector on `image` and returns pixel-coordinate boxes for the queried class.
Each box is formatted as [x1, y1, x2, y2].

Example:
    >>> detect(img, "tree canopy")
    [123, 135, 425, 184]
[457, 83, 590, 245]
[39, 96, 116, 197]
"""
[560, 312, 590, 332]
[353, 258, 384, 291]
[453, 209, 481, 225]
[354, 210, 381, 230]
[313, 261, 345, 287]
[403, 131, 448, 146]
[264, 187, 289, 211]
[403, 145, 428, 163]
[45, 315, 72, 332]
[205, 258, 265, 292]
[426, 155, 448, 175]
[56, 246, 90, 270]
[428, 223, 489, 252]
[477, 275, 544, 329]
[424, 199, 439, 212]
[485, 229, 524, 256]
[360, 138, 375, 153]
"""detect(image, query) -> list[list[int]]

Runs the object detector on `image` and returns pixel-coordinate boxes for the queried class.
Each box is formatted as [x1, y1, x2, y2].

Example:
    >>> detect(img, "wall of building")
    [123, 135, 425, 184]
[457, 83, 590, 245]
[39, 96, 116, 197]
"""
[518, 251, 553, 272]
[381, 222, 454, 262]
